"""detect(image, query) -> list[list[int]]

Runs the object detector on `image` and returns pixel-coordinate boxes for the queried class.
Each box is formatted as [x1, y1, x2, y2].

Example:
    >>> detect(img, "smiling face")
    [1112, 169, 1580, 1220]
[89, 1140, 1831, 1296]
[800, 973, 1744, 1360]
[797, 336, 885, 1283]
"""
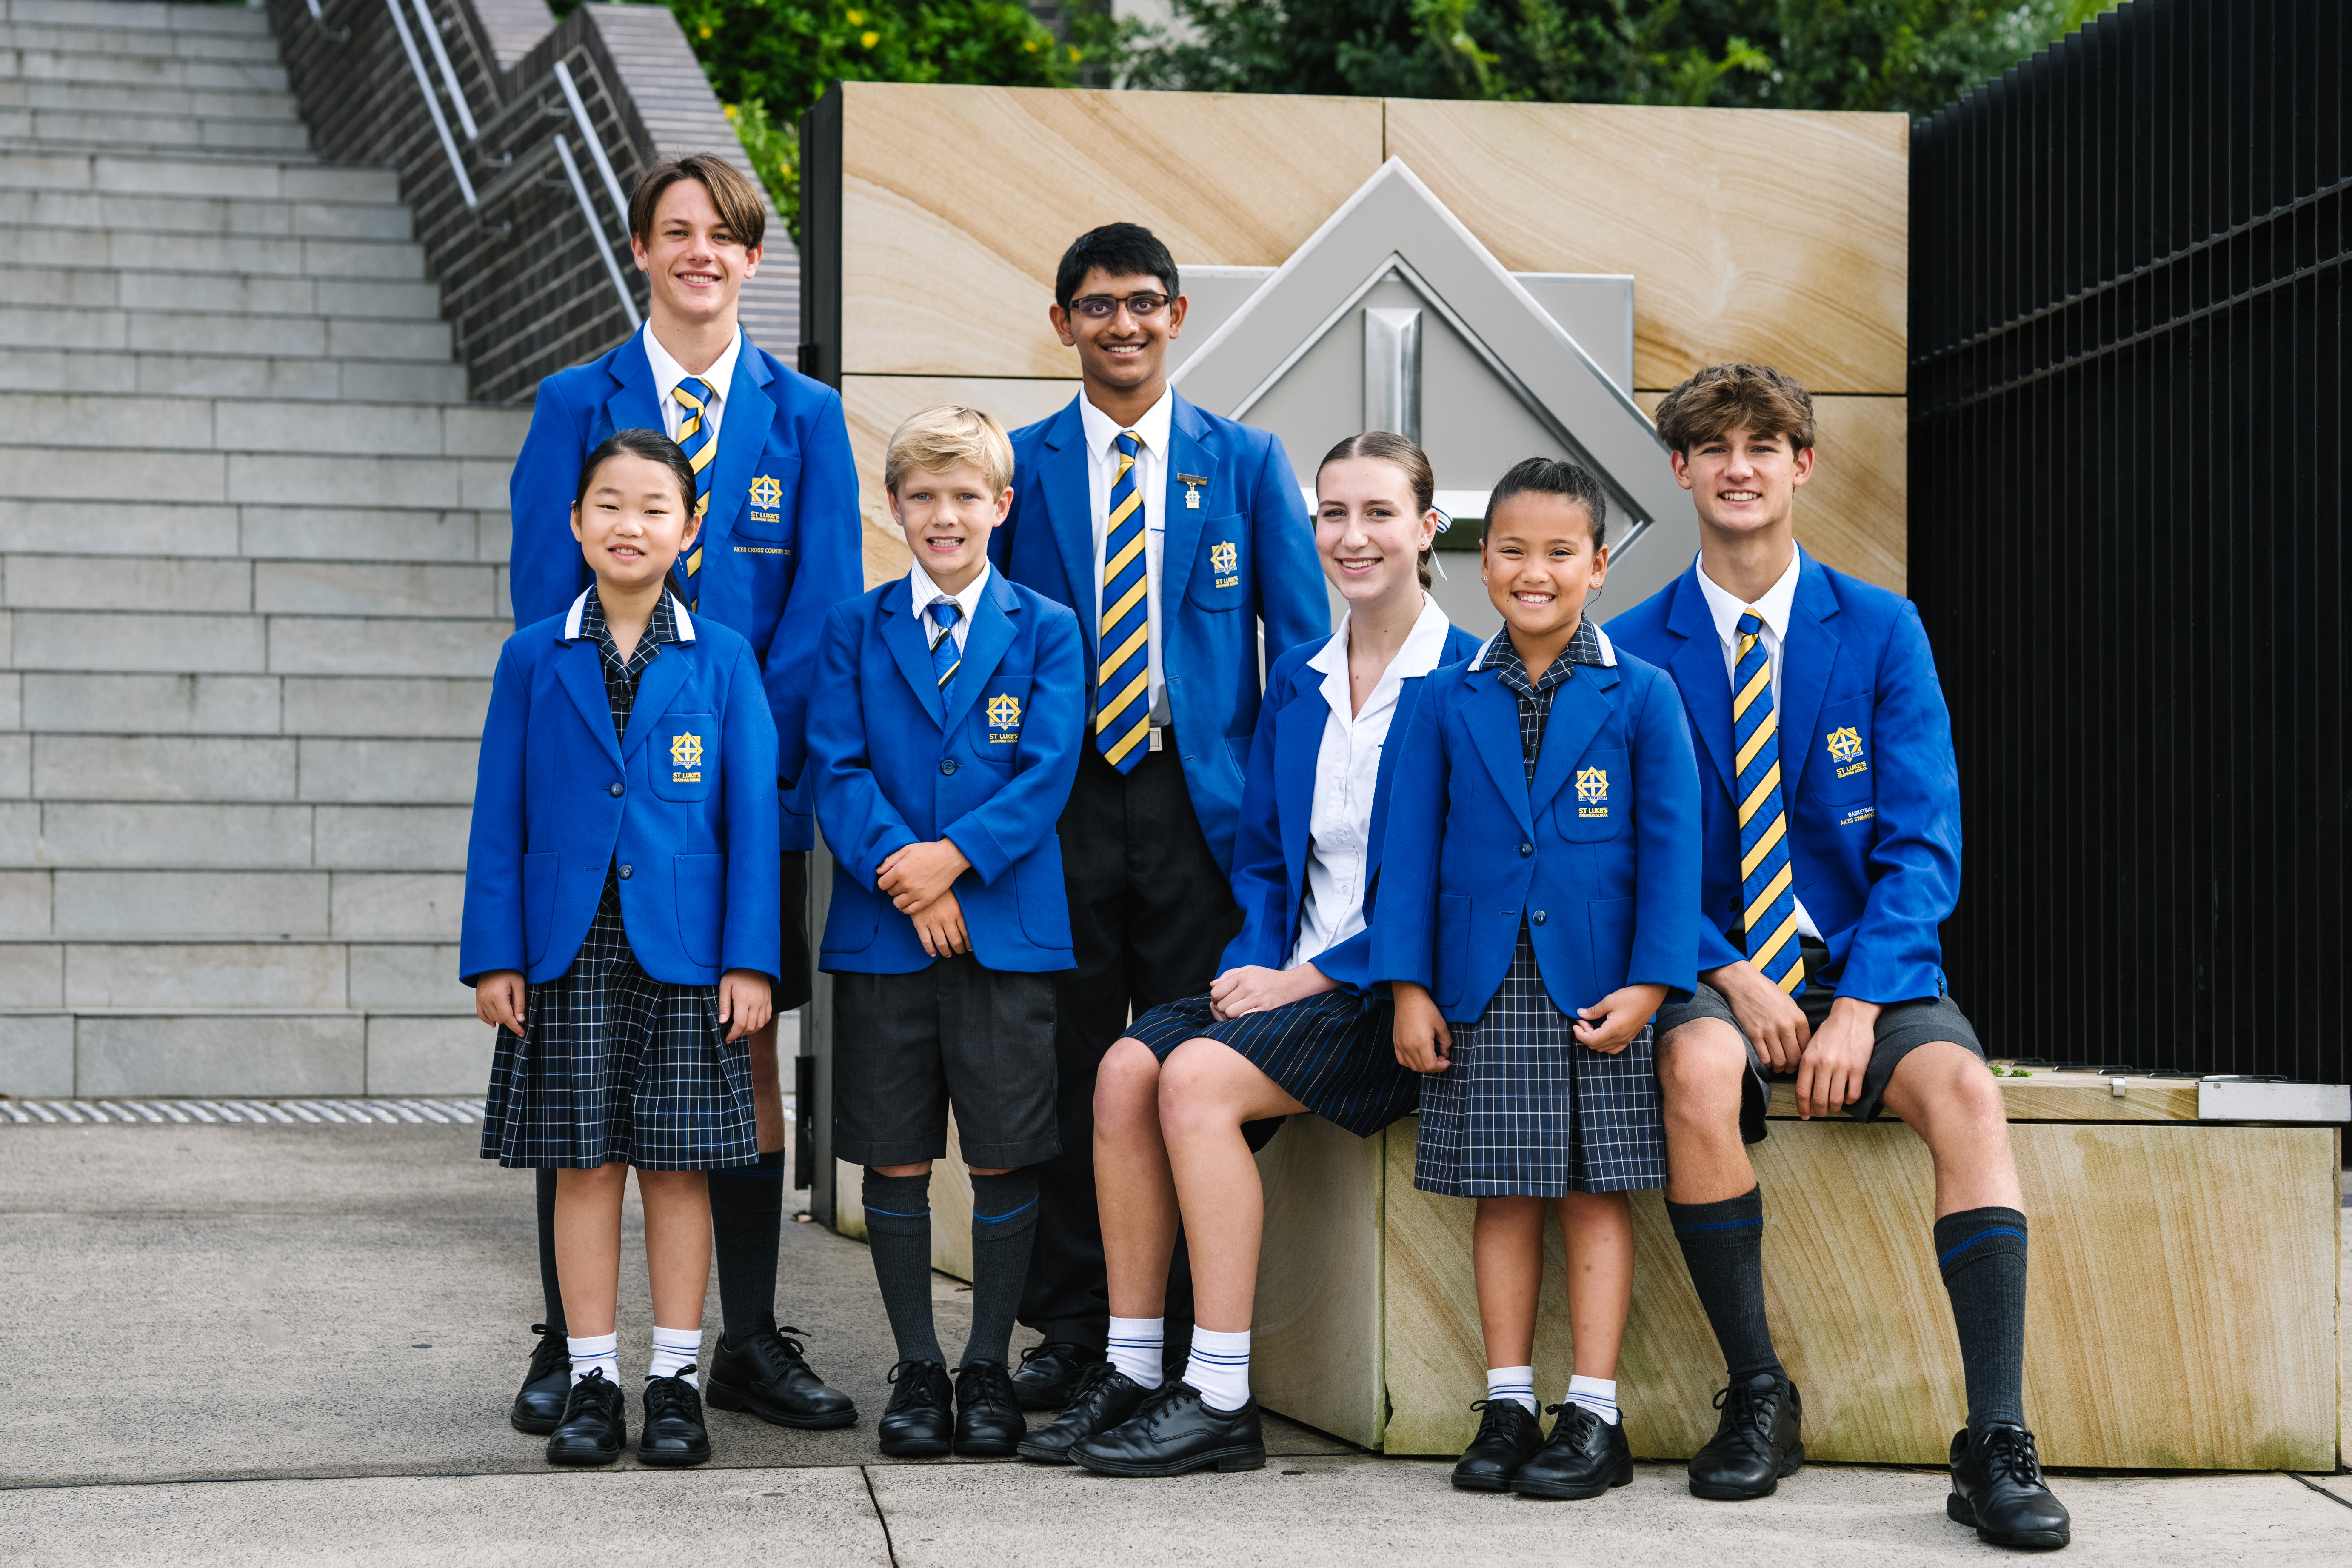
[570, 451, 698, 593]
[1669, 423, 1814, 547]
[631, 177, 761, 335]
[1048, 267, 1186, 403]
[1316, 455, 1437, 614]
[1482, 490, 1607, 645]
[891, 460, 1011, 596]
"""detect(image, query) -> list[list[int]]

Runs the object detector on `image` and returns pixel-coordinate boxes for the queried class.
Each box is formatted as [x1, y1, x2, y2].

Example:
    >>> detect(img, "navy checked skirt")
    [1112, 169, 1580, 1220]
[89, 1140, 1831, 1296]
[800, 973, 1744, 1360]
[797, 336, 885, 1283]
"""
[1413, 934, 1667, 1197]
[1127, 986, 1417, 1138]
[480, 888, 758, 1171]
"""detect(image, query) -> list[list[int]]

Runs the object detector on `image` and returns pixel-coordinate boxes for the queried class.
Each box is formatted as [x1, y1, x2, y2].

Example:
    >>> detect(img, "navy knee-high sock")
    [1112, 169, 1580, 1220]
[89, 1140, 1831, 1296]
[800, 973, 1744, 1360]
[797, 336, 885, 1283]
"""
[862, 1170, 945, 1366]
[1933, 1207, 2029, 1431]
[964, 1169, 1039, 1368]
[535, 1166, 565, 1333]
[1667, 1185, 1782, 1385]
[708, 1149, 786, 1340]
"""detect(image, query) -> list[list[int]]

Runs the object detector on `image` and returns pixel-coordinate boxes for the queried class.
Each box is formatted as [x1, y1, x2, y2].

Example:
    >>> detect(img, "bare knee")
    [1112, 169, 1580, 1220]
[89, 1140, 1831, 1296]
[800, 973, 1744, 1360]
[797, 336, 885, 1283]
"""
[1656, 1022, 1747, 1127]
[870, 1161, 933, 1179]
[1094, 1038, 1164, 1136]
[1891, 1045, 2010, 1143]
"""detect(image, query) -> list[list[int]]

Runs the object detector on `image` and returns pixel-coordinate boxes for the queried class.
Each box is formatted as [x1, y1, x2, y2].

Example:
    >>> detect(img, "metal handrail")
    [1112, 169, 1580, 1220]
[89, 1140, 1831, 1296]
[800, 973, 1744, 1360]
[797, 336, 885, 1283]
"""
[407, 0, 478, 140]
[384, 0, 475, 206]
[303, 0, 350, 42]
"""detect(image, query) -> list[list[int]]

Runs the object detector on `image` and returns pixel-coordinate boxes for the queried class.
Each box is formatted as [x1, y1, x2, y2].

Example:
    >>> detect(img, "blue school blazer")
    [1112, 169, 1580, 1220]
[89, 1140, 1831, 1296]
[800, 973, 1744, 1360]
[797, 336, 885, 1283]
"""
[506, 328, 862, 850]
[808, 571, 1085, 974]
[991, 392, 1327, 876]
[459, 592, 782, 988]
[1369, 634, 1703, 1022]
[1607, 554, 1962, 1005]
[1224, 623, 1487, 991]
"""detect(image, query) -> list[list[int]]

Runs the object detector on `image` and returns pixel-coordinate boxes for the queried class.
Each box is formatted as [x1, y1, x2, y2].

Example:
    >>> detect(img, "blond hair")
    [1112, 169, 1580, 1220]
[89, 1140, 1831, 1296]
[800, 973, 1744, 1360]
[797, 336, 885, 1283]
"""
[884, 404, 1015, 496]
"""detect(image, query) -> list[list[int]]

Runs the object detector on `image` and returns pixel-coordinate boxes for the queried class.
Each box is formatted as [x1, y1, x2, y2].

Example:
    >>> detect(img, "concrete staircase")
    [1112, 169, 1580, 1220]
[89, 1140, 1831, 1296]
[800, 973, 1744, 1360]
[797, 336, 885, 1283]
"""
[0, 1, 521, 1100]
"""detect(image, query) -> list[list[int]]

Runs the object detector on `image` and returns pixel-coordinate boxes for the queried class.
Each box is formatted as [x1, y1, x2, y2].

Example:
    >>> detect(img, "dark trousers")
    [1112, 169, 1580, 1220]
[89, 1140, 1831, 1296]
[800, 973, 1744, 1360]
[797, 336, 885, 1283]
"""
[1019, 735, 1242, 1354]
[777, 850, 812, 1015]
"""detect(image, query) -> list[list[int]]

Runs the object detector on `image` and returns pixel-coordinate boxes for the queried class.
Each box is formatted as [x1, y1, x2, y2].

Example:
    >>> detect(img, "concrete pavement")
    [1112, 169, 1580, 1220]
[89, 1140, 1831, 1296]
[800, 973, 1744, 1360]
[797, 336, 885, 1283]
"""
[2, 1117, 2347, 1565]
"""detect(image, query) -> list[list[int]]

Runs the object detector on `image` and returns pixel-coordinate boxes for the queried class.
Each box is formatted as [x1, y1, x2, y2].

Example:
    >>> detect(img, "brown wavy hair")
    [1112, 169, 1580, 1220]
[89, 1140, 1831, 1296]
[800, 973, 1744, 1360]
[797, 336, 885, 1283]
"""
[1317, 431, 1438, 588]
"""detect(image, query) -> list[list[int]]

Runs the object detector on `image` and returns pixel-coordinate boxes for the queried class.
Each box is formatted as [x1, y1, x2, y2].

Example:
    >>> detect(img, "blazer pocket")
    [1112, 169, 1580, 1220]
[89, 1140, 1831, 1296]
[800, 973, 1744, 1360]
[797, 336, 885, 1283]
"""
[673, 853, 725, 968]
[1015, 857, 1073, 949]
[1810, 697, 1875, 805]
[1586, 896, 1636, 998]
[1433, 894, 1473, 1011]
[651, 712, 716, 803]
[522, 851, 559, 966]
[969, 675, 1032, 758]
[1182, 514, 1248, 612]
[731, 453, 800, 542]
[825, 882, 880, 954]
[1554, 747, 1627, 842]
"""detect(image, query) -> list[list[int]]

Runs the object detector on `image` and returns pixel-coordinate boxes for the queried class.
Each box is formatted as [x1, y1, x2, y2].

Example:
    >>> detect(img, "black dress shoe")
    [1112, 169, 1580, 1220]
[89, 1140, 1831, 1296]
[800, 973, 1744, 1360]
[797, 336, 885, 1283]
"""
[1070, 1381, 1265, 1477]
[1011, 1341, 1099, 1411]
[1510, 1402, 1635, 1499]
[544, 1368, 627, 1466]
[953, 1360, 1027, 1457]
[1452, 1398, 1544, 1491]
[637, 1371, 713, 1467]
[509, 1322, 571, 1435]
[1948, 1425, 2071, 1548]
[1687, 1372, 1805, 1499]
[1017, 1362, 1149, 1464]
[878, 1360, 955, 1458]
[706, 1319, 858, 1430]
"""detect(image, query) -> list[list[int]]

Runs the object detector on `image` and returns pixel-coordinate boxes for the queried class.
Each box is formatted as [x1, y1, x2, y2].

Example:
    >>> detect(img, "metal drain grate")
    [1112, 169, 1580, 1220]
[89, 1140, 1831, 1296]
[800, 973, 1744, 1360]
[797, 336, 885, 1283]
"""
[0, 1099, 488, 1126]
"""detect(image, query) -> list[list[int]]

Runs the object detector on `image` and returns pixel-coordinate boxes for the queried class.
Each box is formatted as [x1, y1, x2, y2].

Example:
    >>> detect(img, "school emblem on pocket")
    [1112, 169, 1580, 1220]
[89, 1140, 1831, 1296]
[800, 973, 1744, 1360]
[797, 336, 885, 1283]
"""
[1576, 766, 1610, 818]
[748, 475, 781, 509]
[986, 693, 1022, 743]
[670, 733, 704, 781]
[1826, 725, 1868, 778]
[1210, 540, 1239, 588]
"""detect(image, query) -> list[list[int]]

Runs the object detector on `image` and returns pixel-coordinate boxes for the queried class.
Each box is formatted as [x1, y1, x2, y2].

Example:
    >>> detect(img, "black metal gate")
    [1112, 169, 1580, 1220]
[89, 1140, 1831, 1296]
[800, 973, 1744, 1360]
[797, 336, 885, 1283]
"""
[1909, 0, 2346, 1082]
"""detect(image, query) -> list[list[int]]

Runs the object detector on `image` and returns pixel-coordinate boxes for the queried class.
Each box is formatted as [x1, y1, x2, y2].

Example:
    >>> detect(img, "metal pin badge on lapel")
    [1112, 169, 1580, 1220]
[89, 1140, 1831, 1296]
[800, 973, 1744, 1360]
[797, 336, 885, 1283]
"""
[1176, 472, 1207, 510]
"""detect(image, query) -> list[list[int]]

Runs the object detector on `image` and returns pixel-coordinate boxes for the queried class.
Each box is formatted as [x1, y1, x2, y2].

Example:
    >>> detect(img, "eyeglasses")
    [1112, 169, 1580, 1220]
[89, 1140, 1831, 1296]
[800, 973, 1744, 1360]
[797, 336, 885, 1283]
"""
[1068, 293, 1171, 320]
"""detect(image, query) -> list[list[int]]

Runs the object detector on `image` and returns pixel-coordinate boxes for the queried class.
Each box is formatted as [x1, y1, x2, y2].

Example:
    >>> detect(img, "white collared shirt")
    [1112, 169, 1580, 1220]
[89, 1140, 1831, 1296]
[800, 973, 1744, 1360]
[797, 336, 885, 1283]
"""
[1693, 545, 1819, 940]
[642, 324, 744, 447]
[907, 560, 990, 653]
[1077, 387, 1174, 723]
[1287, 595, 1456, 969]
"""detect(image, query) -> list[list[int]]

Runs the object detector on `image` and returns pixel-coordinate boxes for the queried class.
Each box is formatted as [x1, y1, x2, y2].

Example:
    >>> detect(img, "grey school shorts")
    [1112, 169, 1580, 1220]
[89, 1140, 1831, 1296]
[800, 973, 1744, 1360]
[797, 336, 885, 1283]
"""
[1654, 938, 1983, 1142]
[830, 952, 1061, 1169]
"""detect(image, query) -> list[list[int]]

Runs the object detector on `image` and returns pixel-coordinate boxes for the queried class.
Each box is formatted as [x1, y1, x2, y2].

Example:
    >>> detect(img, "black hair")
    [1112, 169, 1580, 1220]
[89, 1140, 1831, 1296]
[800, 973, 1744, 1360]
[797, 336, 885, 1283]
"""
[1054, 223, 1179, 311]
[1483, 456, 1608, 550]
[574, 428, 698, 520]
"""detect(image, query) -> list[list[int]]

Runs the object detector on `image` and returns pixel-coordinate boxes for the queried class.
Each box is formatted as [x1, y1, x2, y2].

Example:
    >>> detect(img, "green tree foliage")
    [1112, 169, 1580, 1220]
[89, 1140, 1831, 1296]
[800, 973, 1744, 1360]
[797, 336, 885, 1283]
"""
[1120, 0, 2122, 115]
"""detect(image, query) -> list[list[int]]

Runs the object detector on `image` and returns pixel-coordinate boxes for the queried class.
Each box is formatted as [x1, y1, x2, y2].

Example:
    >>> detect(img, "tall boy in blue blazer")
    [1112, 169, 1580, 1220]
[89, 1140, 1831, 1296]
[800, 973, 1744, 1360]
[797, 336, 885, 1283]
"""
[503, 154, 861, 1434]
[991, 224, 1326, 1401]
[810, 405, 1084, 1459]
[1607, 364, 2069, 1548]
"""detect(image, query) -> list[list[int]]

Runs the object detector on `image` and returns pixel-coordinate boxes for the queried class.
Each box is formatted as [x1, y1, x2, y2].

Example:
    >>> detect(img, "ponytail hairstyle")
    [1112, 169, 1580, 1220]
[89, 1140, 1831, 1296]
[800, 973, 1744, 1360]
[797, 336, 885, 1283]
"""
[1316, 431, 1439, 588]
[574, 427, 699, 523]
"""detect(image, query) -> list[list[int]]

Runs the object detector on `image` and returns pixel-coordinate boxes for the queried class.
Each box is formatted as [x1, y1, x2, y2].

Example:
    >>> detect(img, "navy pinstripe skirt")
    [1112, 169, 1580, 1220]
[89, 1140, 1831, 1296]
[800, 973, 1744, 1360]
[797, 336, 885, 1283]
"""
[480, 888, 758, 1172]
[1126, 986, 1416, 1138]
[1413, 936, 1667, 1198]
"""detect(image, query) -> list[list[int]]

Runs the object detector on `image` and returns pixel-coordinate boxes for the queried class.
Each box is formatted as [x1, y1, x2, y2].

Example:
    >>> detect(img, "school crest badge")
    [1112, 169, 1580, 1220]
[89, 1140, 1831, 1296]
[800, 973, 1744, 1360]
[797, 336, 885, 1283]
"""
[670, 731, 703, 783]
[1826, 725, 1868, 779]
[748, 475, 782, 509]
[986, 693, 1022, 743]
[1210, 541, 1238, 574]
[1576, 766, 1608, 804]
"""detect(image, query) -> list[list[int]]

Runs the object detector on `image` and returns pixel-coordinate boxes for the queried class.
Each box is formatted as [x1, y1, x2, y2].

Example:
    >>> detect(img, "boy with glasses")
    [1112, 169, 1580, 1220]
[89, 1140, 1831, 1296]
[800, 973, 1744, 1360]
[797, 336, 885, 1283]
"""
[990, 223, 1327, 1406]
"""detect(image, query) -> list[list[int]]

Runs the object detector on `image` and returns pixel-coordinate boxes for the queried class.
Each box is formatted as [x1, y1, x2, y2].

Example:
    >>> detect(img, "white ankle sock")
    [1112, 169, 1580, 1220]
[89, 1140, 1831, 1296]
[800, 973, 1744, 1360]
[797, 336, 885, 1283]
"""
[1486, 1365, 1538, 1416]
[567, 1331, 619, 1386]
[1107, 1315, 1164, 1389]
[1566, 1373, 1620, 1425]
[648, 1324, 702, 1386]
[1184, 1327, 1251, 1412]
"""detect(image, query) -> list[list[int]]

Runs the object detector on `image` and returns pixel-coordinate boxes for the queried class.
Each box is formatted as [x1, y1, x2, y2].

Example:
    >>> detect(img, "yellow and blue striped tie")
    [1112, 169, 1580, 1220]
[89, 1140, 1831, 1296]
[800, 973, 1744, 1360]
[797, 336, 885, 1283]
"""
[1095, 430, 1150, 771]
[670, 375, 718, 608]
[928, 599, 962, 698]
[1733, 609, 1806, 995]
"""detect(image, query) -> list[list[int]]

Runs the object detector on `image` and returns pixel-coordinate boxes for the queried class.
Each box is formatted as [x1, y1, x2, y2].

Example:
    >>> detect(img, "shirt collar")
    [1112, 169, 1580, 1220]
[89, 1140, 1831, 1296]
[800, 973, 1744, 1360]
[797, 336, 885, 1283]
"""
[566, 586, 694, 643]
[907, 559, 991, 627]
[1314, 593, 1454, 676]
[1471, 618, 1613, 674]
[1695, 544, 1804, 649]
[1077, 384, 1175, 462]
[642, 324, 742, 408]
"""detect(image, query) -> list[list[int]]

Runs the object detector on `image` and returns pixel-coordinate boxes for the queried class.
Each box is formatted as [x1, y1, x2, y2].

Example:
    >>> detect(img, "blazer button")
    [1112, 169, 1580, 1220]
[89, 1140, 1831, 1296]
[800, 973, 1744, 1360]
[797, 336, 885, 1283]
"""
[1531, 909, 1547, 925]
[940, 758, 959, 776]
[618, 864, 633, 880]
[1518, 842, 1533, 857]
[609, 782, 623, 797]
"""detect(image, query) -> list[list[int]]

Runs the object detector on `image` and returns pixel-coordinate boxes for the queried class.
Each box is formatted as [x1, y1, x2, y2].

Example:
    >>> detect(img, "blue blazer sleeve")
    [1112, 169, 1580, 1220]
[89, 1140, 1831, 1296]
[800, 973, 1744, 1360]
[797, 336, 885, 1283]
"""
[1368, 681, 1450, 991]
[1839, 604, 1964, 1003]
[459, 642, 530, 983]
[1217, 671, 1295, 974]
[764, 383, 863, 789]
[720, 636, 785, 980]
[1249, 432, 1326, 665]
[942, 605, 1085, 886]
[508, 381, 592, 630]
[1625, 666, 1703, 998]
[807, 602, 922, 892]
